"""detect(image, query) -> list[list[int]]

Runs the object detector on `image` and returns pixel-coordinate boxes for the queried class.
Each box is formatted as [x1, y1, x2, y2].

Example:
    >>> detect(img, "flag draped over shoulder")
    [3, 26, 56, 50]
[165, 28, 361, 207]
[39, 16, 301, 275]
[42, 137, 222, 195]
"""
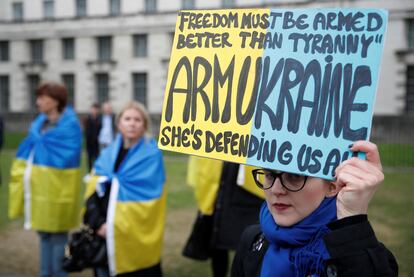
[85, 135, 166, 276]
[187, 156, 264, 216]
[8, 107, 82, 232]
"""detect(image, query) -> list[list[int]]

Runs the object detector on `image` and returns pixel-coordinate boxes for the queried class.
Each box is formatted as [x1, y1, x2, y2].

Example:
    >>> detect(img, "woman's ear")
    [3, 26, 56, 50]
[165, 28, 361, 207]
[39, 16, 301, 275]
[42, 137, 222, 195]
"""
[325, 182, 340, 198]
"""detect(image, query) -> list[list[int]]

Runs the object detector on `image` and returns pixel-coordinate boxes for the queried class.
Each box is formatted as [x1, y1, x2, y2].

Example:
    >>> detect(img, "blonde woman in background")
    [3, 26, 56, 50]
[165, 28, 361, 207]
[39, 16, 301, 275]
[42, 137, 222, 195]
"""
[84, 101, 167, 277]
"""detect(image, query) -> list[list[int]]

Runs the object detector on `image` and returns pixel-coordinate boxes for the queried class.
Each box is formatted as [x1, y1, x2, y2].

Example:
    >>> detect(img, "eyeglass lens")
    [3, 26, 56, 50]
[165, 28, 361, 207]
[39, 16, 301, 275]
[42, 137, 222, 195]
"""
[254, 170, 306, 191]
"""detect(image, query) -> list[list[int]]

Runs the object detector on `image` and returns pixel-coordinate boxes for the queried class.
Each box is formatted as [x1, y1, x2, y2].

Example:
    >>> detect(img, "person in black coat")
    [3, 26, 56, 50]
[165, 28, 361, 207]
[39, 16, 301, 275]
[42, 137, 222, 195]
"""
[183, 161, 263, 277]
[84, 103, 102, 171]
[231, 141, 398, 277]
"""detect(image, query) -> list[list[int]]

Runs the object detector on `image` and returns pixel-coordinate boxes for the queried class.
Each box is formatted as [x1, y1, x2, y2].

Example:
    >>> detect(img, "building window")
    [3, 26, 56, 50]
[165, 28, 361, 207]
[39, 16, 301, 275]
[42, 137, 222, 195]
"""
[62, 38, 75, 60]
[222, 0, 234, 8]
[406, 66, 414, 112]
[96, 73, 109, 103]
[0, 41, 9, 61]
[27, 75, 40, 110]
[133, 34, 147, 57]
[97, 36, 112, 61]
[43, 0, 54, 19]
[12, 2, 24, 21]
[76, 0, 87, 17]
[110, 0, 121, 15]
[0, 76, 10, 111]
[30, 40, 44, 64]
[132, 73, 147, 106]
[182, 0, 195, 9]
[145, 0, 156, 13]
[408, 19, 414, 49]
[62, 74, 75, 107]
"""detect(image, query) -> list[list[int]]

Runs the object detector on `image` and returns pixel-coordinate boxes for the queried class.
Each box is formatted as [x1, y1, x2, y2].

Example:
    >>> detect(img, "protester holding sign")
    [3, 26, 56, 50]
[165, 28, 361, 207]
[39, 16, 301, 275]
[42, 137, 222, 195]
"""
[8, 82, 82, 277]
[84, 101, 166, 277]
[159, 6, 395, 277]
[183, 157, 264, 277]
[231, 141, 398, 277]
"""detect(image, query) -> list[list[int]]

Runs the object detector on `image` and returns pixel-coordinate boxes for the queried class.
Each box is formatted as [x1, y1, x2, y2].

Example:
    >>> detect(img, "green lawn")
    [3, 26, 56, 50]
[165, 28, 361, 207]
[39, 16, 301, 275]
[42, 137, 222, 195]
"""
[378, 143, 414, 167]
[1, 148, 413, 276]
[3, 132, 27, 150]
[369, 172, 414, 276]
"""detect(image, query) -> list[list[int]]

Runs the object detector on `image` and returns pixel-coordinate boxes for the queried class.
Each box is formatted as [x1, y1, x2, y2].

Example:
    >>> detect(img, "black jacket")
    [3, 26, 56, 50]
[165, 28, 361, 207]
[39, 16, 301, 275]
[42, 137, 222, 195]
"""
[231, 215, 398, 277]
[84, 114, 102, 147]
[183, 163, 263, 260]
[211, 162, 264, 250]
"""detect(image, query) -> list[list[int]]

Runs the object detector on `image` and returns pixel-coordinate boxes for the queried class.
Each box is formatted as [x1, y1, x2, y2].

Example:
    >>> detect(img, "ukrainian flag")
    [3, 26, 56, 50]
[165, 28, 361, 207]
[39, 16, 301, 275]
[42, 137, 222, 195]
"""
[8, 107, 82, 232]
[85, 135, 166, 275]
[187, 156, 264, 216]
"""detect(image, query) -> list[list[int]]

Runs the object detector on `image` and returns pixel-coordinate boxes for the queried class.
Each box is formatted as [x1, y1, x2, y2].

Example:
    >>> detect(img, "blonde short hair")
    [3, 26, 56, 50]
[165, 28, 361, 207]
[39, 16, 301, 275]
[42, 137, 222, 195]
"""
[117, 101, 151, 134]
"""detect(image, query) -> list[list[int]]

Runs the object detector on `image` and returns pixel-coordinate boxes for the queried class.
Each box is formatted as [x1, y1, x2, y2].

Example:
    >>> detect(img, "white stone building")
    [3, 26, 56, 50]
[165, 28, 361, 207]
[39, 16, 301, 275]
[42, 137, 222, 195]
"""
[0, 0, 413, 116]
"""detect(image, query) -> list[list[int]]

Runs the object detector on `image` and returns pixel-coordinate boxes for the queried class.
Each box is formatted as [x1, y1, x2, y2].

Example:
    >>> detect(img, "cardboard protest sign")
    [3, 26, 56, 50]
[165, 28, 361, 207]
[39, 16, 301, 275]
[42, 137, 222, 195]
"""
[159, 8, 388, 179]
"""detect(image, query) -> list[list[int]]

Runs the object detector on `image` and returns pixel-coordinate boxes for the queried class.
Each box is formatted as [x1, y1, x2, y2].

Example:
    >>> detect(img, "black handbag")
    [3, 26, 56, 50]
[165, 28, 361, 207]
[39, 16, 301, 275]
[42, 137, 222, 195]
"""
[62, 226, 107, 272]
[182, 212, 214, 260]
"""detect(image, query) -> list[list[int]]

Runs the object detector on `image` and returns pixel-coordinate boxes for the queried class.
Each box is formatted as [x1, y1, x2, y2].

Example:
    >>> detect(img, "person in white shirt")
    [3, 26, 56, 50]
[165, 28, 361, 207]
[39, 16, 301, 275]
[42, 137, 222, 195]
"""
[98, 102, 116, 150]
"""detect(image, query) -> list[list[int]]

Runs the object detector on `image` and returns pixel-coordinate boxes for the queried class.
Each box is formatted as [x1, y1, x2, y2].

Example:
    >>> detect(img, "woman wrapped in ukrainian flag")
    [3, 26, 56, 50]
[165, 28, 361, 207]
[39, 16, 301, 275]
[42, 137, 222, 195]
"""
[83, 101, 166, 277]
[8, 82, 82, 277]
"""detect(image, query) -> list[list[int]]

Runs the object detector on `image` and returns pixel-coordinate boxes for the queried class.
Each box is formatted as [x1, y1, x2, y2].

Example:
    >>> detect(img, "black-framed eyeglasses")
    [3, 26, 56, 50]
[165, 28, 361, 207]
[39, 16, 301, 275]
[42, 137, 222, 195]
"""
[252, 169, 308, 192]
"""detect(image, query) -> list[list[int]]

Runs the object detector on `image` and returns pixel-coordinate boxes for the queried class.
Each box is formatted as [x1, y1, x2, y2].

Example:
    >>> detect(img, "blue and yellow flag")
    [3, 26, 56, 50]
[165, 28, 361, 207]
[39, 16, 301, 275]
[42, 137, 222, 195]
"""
[8, 107, 82, 232]
[85, 135, 166, 275]
[187, 156, 264, 216]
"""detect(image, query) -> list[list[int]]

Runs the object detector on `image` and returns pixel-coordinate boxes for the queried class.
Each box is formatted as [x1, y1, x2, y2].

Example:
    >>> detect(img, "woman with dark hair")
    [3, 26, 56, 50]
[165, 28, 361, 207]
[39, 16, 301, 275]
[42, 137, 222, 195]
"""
[9, 81, 82, 277]
[231, 141, 398, 277]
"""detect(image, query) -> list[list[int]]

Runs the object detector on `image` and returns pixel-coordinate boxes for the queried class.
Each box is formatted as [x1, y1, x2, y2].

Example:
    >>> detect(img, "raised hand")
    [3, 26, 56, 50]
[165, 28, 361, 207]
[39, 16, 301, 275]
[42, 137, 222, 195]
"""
[334, 141, 384, 219]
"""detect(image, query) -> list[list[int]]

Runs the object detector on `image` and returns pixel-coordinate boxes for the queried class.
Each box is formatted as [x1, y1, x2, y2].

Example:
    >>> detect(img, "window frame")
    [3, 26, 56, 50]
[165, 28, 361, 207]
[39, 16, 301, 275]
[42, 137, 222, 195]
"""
[408, 19, 414, 49]
[182, 0, 195, 9]
[97, 36, 112, 61]
[109, 0, 121, 15]
[43, 0, 54, 19]
[27, 74, 40, 110]
[95, 73, 109, 104]
[406, 66, 414, 113]
[132, 72, 147, 106]
[145, 0, 157, 13]
[62, 73, 76, 107]
[76, 0, 87, 17]
[222, 0, 234, 8]
[30, 40, 44, 64]
[133, 34, 148, 57]
[62, 38, 75, 60]
[12, 2, 24, 21]
[0, 75, 10, 111]
[0, 41, 9, 62]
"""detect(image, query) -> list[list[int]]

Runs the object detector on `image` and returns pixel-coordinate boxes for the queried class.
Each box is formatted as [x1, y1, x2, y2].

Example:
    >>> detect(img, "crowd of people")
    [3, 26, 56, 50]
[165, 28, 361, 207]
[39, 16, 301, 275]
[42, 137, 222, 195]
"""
[4, 81, 398, 277]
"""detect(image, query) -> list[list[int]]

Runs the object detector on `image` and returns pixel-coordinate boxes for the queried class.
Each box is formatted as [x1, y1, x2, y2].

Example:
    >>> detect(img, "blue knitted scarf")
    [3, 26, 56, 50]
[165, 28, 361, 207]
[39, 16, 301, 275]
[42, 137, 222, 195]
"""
[260, 197, 337, 277]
